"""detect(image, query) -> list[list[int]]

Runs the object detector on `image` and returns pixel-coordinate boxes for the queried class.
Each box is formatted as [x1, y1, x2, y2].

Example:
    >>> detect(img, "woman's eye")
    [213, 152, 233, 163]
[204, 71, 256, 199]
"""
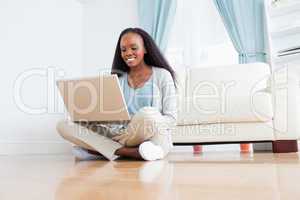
[121, 49, 126, 52]
[131, 47, 138, 51]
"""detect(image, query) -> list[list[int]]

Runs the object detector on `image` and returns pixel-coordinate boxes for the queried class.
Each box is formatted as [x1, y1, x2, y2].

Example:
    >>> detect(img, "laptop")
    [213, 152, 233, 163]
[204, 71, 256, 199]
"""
[57, 74, 130, 122]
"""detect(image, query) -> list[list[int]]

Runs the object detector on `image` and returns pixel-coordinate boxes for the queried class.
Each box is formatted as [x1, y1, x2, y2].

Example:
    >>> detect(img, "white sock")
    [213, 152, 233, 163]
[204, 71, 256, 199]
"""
[138, 141, 164, 161]
[72, 146, 106, 161]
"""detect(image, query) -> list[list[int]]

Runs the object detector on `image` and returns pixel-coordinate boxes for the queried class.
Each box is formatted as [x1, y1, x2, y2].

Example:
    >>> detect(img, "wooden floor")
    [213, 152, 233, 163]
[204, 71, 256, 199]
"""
[1, 151, 300, 200]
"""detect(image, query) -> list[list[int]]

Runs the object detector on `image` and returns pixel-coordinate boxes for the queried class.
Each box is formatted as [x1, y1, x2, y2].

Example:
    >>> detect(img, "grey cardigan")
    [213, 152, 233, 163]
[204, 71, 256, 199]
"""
[118, 67, 177, 125]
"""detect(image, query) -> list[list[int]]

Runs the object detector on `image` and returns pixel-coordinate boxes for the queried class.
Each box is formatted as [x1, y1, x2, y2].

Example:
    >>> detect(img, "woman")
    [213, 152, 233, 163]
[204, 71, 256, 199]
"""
[57, 28, 177, 161]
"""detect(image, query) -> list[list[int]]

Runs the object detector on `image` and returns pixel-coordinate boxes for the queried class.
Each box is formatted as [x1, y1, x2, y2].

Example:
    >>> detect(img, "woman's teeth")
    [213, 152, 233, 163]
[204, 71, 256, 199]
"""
[127, 58, 135, 61]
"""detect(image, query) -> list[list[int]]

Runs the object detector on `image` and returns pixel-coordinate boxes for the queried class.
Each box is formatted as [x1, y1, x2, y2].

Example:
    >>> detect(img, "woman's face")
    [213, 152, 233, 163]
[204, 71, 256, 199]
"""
[120, 32, 147, 69]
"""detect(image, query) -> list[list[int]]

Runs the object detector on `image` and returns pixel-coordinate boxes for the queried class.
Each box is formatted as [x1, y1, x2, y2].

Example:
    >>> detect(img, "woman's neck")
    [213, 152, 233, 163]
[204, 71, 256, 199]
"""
[127, 63, 153, 89]
[129, 63, 152, 77]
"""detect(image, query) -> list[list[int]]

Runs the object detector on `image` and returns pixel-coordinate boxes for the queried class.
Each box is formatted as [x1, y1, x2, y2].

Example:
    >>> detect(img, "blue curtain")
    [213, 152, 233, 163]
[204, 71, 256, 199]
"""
[138, 0, 177, 53]
[213, 0, 266, 63]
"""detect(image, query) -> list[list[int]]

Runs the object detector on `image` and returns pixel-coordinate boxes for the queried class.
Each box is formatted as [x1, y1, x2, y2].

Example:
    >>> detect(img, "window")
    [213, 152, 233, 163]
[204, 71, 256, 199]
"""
[166, 0, 238, 70]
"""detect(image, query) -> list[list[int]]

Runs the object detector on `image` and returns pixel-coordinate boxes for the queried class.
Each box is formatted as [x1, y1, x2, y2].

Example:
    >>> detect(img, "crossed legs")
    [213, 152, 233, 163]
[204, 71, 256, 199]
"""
[56, 107, 173, 160]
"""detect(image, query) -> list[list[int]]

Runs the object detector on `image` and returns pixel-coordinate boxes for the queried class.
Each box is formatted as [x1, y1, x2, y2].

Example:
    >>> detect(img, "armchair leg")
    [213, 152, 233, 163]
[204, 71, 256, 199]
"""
[272, 140, 298, 153]
[193, 145, 202, 154]
[240, 143, 251, 153]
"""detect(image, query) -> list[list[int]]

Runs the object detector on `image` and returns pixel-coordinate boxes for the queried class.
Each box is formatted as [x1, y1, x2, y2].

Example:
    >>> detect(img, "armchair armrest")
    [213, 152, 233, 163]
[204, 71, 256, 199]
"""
[272, 67, 300, 140]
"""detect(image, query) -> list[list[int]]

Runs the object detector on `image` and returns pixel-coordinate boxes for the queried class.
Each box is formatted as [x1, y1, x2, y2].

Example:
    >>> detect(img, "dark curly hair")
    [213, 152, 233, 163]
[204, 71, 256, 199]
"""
[111, 27, 177, 88]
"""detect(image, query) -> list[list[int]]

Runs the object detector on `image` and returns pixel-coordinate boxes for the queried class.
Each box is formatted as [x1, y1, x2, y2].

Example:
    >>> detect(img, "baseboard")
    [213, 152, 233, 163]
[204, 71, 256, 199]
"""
[0, 141, 72, 155]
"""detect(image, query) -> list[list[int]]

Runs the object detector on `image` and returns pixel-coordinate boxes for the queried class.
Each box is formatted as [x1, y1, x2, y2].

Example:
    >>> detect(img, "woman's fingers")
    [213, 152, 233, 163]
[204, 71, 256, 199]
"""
[118, 137, 128, 145]
[112, 133, 131, 145]
[112, 133, 129, 142]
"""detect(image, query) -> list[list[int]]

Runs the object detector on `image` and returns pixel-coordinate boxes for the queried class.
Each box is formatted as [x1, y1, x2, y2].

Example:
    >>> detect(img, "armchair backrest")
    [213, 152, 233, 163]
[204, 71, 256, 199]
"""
[175, 62, 273, 126]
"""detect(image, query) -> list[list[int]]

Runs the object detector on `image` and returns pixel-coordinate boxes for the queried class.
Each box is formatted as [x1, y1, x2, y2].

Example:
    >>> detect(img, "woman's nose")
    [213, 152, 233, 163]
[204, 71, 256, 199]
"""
[125, 49, 133, 56]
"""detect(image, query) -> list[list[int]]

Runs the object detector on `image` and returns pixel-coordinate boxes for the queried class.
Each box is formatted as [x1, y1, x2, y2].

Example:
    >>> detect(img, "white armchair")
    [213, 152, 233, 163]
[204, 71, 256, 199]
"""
[173, 62, 300, 153]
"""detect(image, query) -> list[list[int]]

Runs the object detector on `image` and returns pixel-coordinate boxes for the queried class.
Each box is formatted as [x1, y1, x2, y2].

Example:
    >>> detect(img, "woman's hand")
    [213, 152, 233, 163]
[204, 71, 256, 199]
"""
[112, 133, 131, 145]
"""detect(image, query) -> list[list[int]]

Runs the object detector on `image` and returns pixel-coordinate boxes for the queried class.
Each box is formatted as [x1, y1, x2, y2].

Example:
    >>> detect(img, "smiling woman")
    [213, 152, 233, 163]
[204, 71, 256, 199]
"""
[56, 27, 178, 161]
[111, 28, 178, 159]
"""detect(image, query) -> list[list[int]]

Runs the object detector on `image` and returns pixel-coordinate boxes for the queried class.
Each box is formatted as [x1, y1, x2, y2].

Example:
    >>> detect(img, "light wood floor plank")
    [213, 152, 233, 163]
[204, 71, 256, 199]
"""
[0, 151, 300, 200]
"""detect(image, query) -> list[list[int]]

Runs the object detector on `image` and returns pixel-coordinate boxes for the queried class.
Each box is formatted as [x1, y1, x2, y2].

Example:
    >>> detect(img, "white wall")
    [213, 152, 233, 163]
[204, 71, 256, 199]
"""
[0, 0, 83, 154]
[82, 0, 139, 75]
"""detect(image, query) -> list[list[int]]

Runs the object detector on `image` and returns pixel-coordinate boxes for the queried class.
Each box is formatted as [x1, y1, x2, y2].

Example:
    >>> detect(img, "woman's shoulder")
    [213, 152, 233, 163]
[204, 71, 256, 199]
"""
[152, 67, 175, 90]
[152, 67, 172, 79]
[152, 66, 168, 73]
